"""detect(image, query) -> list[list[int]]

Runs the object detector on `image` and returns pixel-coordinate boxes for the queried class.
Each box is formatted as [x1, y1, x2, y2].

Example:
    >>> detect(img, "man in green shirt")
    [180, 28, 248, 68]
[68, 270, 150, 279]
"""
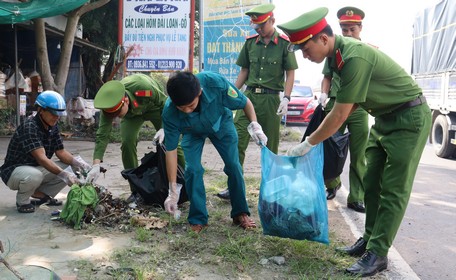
[278, 7, 431, 277]
[320, 6, 370, 213]
[217, 3, 298, 200]
[93, 74, 184, 202]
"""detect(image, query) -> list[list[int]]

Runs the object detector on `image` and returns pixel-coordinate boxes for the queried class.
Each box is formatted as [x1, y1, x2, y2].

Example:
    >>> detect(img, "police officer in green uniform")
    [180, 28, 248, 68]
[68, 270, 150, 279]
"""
[279, 7, 431, 277]
[320, 7, 369, 213]
[93, 74, 185, 201]
[217, 3, 298, 200]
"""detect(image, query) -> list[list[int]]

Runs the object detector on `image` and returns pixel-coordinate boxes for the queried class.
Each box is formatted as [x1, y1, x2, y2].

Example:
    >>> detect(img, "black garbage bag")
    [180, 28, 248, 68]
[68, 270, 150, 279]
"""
[121, 143, 188, 207]
[302, 104, 350, 181]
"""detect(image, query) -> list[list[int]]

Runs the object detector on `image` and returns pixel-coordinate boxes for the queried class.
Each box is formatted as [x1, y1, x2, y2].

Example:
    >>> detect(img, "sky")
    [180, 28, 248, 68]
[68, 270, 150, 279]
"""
[271, 0, 441, 88]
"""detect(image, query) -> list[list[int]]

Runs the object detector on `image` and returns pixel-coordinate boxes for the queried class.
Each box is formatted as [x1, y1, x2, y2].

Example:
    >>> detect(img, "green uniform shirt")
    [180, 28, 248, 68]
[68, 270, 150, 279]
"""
[236, 30, 298, 91]
[327, 36, 422, 117]
[321, 58, 340, 98]
[93, 74, 168, 161]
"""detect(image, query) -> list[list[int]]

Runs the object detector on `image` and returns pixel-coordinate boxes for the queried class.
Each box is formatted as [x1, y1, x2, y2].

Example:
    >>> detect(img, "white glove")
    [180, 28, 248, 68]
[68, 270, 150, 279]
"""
[72, 155, 91, 173]
[164, 182, 182, 215]
[86, 164, 100, 183]
[319, 92, 328, 107]
[276, 97, 290, 116]
[57, 169, 79, 185]
[247, 121, 268, 146]
[287, 138, 315, 156]
[153, 128, 165, 145]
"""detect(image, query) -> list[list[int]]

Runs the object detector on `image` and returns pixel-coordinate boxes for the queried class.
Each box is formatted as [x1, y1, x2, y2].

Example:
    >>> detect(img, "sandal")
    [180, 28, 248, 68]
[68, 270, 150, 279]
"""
[16, 203, 36, 213]
[31, 195, 62, 206]
[233, 213, 256, 230]
[189, 224, 208, 234]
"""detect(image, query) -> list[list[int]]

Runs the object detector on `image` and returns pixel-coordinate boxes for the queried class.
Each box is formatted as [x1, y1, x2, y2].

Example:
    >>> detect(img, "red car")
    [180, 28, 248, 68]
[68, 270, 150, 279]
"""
[283, 85, 318, 124]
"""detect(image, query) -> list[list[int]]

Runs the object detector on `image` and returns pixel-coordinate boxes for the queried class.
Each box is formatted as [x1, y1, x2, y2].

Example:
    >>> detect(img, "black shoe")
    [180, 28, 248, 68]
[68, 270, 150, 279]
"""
[216, 188, 230, 200]
[126, 193, 140, 203]
[326, 183, 341, 200]
[347, 202, 366, 213]
[346, 251, 388, 277]
[336, 237, 367, 257]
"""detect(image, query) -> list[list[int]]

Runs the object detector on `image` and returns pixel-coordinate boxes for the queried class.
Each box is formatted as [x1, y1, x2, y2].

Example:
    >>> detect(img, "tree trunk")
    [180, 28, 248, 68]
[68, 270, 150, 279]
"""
[54, 13, 81, 95]
[34, 0, 111, 98]
[34, 18, 54, 92]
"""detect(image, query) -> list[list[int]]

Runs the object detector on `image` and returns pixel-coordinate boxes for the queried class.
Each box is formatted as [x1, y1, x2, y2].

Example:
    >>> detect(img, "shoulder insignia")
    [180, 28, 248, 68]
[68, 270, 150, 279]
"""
[227, 86, 238, 98]
[279, 33, 290, 42]
[336, 49, 345, 70]
[246, 34, 259, 40]
[273, 36, 278, 44]
[135, 90, 153, 97]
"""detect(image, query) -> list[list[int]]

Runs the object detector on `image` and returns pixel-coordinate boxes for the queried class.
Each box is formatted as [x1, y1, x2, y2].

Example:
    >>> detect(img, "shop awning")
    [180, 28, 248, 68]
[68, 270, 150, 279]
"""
[0, 0, 89, 24]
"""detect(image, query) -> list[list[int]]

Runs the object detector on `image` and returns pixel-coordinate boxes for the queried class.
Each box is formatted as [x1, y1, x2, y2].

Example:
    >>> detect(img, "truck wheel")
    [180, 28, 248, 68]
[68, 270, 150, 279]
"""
[431, 115, 455, 158]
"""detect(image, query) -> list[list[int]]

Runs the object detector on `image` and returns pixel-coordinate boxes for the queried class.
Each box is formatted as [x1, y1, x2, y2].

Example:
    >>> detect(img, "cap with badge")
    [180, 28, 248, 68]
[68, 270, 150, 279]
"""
[277, 7, 329, 52]
[337, 6, 364, 24]
[94, 80, 127, 117]
[246, 3, 275, 29]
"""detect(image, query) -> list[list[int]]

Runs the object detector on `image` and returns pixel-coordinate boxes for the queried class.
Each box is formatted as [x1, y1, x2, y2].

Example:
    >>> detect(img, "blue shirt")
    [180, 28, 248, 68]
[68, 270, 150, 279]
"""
[163, 72, 247, 151]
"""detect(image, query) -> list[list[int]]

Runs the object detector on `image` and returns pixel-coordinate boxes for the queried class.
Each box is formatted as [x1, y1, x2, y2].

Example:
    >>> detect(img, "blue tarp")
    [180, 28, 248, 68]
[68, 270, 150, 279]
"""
[411, 0, 456, 74]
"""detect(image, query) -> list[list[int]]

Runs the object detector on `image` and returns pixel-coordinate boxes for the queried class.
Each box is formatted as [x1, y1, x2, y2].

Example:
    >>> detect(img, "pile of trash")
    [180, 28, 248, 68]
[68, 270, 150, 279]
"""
[58, 185, 169, 231]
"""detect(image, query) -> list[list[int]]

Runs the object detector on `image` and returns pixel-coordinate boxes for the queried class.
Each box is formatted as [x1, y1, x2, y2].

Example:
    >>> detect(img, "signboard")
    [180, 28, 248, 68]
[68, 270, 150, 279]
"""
[122, 0, 191, 71]
[19, 95, 26, 116]
[202, 0, 269, 83]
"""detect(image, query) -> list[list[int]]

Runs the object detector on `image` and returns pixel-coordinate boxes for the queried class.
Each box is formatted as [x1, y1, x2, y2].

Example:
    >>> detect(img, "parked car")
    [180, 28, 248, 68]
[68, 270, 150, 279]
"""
[283, 85, 317, 124]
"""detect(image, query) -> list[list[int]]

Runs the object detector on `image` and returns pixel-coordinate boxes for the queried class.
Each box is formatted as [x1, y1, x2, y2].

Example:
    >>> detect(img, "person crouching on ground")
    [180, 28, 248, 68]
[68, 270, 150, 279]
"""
[0, 91, 92, 213]
[162, 71, 267, 233]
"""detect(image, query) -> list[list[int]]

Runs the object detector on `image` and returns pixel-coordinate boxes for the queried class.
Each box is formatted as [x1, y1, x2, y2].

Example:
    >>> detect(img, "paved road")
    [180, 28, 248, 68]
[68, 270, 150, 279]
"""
[288, 124, 456, 280]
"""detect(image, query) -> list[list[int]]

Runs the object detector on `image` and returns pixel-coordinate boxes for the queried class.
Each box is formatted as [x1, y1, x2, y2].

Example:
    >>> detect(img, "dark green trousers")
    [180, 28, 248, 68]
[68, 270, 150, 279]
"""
[120, 112, 185, 192]
[234, 90, 281, 165]
[325, 99, 368, 204]
[363, 103, 431, 256]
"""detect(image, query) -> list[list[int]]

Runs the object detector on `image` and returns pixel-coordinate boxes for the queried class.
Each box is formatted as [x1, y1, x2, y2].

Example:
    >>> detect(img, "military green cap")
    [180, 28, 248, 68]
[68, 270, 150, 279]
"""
[277, 7, 329, 52]
[245, 3, 275, 29]
[337, 6, 364, 24]
[94, 80, 126, 112]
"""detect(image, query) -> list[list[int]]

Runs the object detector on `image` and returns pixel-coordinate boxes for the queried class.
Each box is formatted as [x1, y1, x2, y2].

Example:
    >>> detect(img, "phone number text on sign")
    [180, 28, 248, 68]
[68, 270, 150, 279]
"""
[126, 59, 186, 70]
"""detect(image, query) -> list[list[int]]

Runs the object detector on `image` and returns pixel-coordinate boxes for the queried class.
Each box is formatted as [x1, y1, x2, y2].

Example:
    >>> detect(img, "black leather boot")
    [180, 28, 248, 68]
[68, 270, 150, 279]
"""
[347, 202, 366, 213]
[336, 237, 367, 257]
[326, 183, 341, 200]
[216, 188, 230, 200]
[346, 251, 388, 277]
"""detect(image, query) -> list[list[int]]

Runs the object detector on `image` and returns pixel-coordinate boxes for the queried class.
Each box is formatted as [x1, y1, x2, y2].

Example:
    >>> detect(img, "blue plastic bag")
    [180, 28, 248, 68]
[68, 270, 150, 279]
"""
[258, 144, 329, 244]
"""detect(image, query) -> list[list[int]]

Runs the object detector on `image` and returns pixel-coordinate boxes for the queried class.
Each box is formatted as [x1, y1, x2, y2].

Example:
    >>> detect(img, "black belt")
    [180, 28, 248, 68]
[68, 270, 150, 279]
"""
[391, 95, 426, 114]
[246, 86, 279, 95]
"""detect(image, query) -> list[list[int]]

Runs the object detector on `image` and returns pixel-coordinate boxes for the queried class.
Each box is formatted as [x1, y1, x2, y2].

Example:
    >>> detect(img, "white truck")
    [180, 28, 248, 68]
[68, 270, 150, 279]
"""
[412, 0, 456, 158]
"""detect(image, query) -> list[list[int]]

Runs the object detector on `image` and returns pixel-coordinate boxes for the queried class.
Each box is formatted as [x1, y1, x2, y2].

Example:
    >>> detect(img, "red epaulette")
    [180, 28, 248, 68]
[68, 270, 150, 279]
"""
[367, 42, 379, 49]
[246, 34, 259, 40]
[279, 33, 290, 42]
[336, 49, 345, 70]
[135, 90, 153, 97]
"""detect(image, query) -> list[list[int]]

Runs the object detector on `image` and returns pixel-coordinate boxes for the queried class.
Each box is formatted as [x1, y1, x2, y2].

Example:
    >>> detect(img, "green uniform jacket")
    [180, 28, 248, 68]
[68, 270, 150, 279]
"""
[236, 30, 298, 90]
[327, 36, 422, 116]
[93, 74, 167, 162]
